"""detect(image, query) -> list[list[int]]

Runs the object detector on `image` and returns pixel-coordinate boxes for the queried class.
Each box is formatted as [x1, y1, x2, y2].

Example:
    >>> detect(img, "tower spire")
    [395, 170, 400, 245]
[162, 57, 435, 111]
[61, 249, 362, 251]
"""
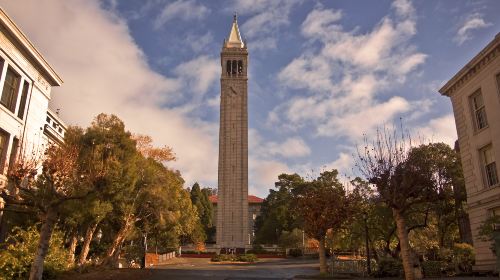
[226, 13, 244, 48]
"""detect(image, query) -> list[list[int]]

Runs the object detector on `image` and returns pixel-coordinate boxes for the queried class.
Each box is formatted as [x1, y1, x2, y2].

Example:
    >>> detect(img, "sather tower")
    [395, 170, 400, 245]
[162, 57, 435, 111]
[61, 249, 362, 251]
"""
[216, 15, 249, 248]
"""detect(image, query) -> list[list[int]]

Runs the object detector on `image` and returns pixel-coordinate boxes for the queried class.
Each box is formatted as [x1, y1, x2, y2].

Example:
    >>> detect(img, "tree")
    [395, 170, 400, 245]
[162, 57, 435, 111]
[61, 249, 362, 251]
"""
[292, 170, 360, 274]
[356, 127, 437, 280]
[189, 183, 214, 242]
[254, 173, 303, 244]
[0, 226, 69, 279]
[278, 228, 303, 249]
[1, 128, 98, 280]
[408, 143, 471, 248]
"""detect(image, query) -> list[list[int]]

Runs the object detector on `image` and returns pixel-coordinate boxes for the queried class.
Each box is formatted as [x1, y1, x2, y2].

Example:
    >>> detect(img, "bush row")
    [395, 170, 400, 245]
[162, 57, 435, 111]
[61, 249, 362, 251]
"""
[210, 254, 258, 263]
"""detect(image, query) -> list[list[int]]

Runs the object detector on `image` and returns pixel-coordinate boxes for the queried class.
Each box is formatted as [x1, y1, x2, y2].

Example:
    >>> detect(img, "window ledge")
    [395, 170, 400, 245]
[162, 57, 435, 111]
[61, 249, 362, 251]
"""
[487, 183, 500, 189]
[0, 104, 23, 125]
[473, 125, 489, 136]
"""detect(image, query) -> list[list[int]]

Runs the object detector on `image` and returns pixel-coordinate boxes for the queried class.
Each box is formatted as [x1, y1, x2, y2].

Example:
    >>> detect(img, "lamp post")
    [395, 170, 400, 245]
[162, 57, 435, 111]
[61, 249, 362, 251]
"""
[363, 212, 371, 275]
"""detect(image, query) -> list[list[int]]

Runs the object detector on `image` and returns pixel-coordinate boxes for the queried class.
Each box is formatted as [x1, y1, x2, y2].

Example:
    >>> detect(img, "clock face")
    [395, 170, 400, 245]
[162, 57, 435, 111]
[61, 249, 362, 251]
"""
[229, 86, 238, 96]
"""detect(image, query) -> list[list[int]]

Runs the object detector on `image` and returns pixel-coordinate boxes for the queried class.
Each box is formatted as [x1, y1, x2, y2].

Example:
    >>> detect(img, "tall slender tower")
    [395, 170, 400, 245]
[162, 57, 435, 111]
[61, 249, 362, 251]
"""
[216, 15, 249, 249]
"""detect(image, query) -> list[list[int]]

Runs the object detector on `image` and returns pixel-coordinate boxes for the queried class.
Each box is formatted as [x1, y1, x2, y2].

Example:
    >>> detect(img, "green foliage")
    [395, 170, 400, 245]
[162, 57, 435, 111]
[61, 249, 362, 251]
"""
[210, 254, 258, 263]
[122, 242, 143, 265]
[0, 226, 69, 280]
[254, 173, 303, 244]
[288, 248, 303, 257]
[478, 215, 500, 242]
[237, 254, 258, 262]
[211, 254, 233, 262]
[439, 243, 475, 274]
[278, 228, 303, 249]
[292, 170, 360, 241]
[373, 258, 403, 278]
[452, 243, 475, 272]
[422, 261, 442, 278]
[190, 182, 215, 242]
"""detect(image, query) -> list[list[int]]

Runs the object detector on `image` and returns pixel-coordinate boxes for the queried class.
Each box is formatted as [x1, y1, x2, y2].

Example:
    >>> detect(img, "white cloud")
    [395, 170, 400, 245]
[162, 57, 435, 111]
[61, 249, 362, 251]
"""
[416, 114, 457, 146]
[324, 152, 354, 176]
[174, 55, 219, 99]
[154, 0, 210, 29]
[301, 8, 342, 38]
[454, 13, 492, 45]
[0, 0, 219, 187]
[273, 0, 426, 142]
[267, 137, 311, 158]
[184, 32, 214, 53]
[392, 0, 415, 19]
[317, 96, 411, 140]
[249, 129, 311, 159]
[231, 0, 302, 50]
[249, 159, 291, 197]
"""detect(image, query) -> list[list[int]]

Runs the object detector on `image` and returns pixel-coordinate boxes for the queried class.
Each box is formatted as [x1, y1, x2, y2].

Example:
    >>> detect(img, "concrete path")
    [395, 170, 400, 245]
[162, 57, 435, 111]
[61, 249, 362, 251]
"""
[148, 258, 318, 280]
[147, 258, 500, 280]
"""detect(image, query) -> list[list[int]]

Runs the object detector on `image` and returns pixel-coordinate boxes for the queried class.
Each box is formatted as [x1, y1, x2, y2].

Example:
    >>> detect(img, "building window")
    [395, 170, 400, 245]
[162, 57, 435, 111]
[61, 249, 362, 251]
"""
[8, 137, 19, 172]
[1, 67, 21, 113]
[470, 90, 488, 130]
[17, 81, 29, 119]
[497, 73, 500, 97]
[0, 130, 9, 174]
[481, 145, 498, 187]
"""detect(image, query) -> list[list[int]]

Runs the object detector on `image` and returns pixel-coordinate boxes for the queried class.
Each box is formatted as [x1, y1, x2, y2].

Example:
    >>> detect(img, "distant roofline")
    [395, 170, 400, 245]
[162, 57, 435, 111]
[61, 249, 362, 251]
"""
[0, 8, 63, 86]
[439, 32, 500, 97]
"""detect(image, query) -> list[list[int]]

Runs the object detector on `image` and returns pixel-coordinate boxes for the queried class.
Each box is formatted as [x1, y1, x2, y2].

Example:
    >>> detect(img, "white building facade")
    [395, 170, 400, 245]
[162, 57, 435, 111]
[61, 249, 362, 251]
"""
[0, 8, 63, 206]
[439, 33, 500, 271]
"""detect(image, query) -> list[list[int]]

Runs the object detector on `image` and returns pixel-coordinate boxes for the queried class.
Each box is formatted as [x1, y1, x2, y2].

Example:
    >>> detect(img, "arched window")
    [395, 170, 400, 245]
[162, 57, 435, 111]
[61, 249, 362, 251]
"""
[226, 60, 231, 75]
[232, 60, 237, 75]
[238, 60, 243, 74]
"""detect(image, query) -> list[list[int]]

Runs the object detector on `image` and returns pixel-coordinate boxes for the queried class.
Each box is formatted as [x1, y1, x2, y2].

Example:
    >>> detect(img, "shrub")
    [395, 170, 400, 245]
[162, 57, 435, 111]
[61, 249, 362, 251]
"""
[246, 248, 266, 254]
[288, 248, 303, 257]
[453, 243, 474, 273]
[373, 257, 403, 278]
[0, 226, 69, 280]
[422, 261, 442, 278]
[210, 254, 258, 263]
[237, 254, 258, 262]
[438, 243, 475, 275]
[210, 254, 234, 262]
[181, 250, 215, 255]
[122, 243, 143, 265]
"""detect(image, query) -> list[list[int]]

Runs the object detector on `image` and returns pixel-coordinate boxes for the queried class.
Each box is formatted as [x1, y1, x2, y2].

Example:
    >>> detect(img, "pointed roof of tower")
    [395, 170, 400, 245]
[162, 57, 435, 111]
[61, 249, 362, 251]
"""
[225, 14, 245, 48]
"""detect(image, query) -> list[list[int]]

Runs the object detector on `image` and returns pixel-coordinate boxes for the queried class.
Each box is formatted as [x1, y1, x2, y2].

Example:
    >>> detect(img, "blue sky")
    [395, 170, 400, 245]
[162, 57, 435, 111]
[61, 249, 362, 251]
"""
[2, 0, 499, 197]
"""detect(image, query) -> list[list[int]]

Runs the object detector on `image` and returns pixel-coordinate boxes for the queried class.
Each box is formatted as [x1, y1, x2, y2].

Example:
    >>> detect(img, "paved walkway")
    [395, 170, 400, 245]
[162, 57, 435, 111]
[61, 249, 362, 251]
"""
[148, 258, 318, 280]
[147, 258, 500, 280]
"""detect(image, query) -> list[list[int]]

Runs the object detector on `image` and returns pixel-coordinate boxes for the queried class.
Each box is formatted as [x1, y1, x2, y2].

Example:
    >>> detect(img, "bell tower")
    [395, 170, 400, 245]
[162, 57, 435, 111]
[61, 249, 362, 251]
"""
[216, 15, 249, 249]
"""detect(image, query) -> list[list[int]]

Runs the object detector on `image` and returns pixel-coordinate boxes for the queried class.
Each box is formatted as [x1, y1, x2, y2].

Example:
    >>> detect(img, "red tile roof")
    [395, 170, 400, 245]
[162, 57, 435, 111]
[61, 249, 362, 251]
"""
[209, 195, 264, 204]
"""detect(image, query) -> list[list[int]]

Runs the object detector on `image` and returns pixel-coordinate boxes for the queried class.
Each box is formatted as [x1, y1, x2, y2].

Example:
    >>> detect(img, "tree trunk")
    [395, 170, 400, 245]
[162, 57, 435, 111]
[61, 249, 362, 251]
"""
[29, 207, 58, 280]
[393, 208, 414, 280]
[459, 213, 473, 244]
[103, 216, 133, 266]
[67, 231, 78, 266]
[78, 221, 98, 265]
[457, 209, 473, 244]
[318, 236, 328, 274]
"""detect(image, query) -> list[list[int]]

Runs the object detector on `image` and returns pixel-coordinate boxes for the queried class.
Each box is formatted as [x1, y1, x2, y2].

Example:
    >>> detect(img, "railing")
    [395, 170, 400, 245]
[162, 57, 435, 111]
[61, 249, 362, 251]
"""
[330, 257, 369, 277]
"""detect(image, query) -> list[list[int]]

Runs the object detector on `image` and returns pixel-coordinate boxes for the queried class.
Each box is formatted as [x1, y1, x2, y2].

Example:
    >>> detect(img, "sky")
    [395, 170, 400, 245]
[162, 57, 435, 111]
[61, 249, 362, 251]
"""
[1, 0, 499, 198]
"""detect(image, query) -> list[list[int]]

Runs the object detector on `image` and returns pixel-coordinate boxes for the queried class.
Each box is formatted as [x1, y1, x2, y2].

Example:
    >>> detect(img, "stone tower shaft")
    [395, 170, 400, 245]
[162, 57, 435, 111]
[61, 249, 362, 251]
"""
[216, 15, 249, 248]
